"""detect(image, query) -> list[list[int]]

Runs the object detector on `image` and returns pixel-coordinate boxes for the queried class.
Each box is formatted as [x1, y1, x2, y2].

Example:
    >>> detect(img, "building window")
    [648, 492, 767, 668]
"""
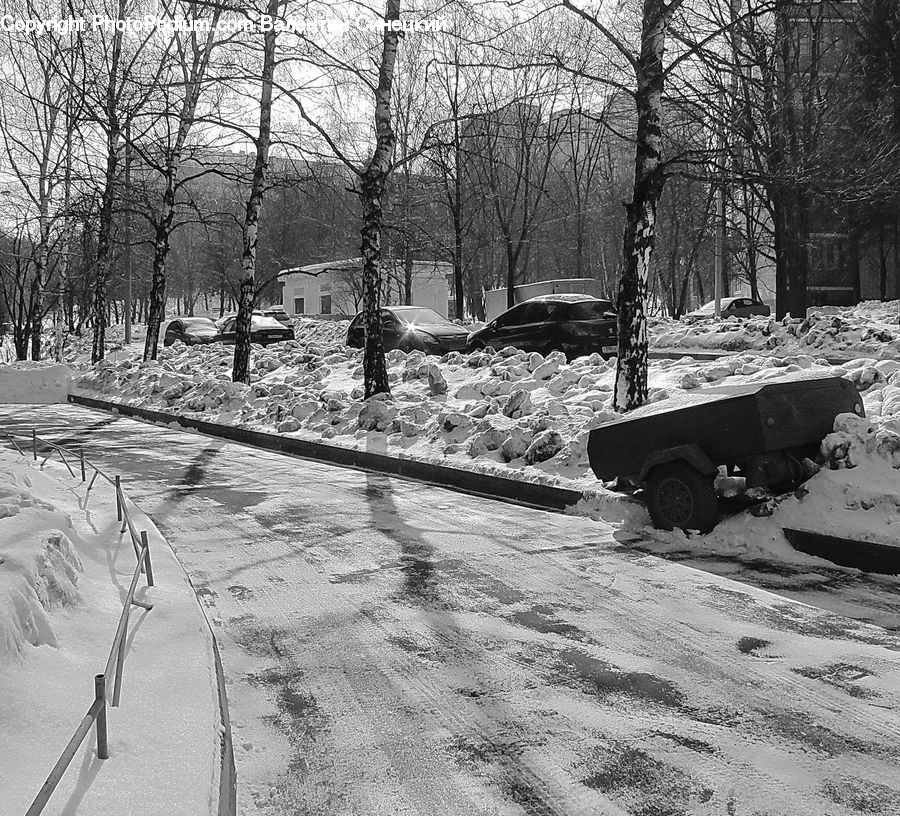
[293, 297, 305, 314]
[320, 294, 332, 315]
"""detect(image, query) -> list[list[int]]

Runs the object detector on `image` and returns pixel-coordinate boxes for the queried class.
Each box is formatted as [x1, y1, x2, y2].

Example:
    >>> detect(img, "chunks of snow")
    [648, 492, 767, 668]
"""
[524, 430, 565, 464]
[502, 389, 533, 418]
[357, 396, 398, 432]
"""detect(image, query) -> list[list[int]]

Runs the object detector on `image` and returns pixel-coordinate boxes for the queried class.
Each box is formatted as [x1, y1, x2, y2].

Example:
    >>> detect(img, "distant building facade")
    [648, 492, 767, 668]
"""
[277, 258, 451, 317]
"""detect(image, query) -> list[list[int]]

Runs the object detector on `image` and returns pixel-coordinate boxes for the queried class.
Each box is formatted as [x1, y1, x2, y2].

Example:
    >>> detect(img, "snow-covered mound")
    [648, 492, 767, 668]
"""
[651, 300, 900, 360]
[0, 467, 82, 662]
[0, 361, 73, 403]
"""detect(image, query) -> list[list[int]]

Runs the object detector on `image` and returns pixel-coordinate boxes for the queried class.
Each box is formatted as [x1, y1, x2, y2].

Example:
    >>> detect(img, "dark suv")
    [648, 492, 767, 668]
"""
[466, 294, 618, 359]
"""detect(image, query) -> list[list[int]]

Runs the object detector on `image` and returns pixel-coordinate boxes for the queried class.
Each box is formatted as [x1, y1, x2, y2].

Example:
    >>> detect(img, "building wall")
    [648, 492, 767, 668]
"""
[281, 259, 451, 317]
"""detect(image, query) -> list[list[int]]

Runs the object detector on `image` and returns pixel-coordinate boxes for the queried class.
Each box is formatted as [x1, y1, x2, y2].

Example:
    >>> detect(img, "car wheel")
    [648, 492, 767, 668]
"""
[468, 340, 486, 352]
[645, 462, 720, 533]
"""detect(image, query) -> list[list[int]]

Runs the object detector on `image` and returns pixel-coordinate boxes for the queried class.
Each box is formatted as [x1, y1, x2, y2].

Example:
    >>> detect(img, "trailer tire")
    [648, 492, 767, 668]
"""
[645, 462, 720, 533]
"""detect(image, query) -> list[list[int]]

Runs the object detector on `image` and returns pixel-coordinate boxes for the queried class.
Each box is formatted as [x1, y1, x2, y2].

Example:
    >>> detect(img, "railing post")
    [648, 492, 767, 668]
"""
[80, 450, 86, 482]
[113, 616, 128, 707]
[141, 530, 154, 586]
[115, 475, 122, 522]
[94, 674, 108, 760]
[32, 430, 37, 460]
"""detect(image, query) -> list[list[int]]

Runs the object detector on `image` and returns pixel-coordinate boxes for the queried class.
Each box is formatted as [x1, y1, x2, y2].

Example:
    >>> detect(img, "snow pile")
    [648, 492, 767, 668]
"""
[0, 448, 222, 815]
[291, 316, 351, 345]
[0, 361, 73, 403]
[0, 468, 83, 661]
[651, 300, 900, 360]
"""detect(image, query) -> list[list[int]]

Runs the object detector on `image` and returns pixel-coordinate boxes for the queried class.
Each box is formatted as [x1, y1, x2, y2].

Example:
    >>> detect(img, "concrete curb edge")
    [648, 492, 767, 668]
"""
[67, 393, 585, 512]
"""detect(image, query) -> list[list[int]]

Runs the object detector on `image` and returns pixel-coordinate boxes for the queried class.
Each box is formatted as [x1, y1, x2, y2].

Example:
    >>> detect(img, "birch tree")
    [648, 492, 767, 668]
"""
[232, 0, 282, 384]
[140, 0, 227, 361]
[287, 0, 405, 398]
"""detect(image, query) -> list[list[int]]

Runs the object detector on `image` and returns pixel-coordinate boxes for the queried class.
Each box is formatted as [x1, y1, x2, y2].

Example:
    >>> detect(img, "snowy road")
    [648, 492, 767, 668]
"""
[3, 405, 900, 816]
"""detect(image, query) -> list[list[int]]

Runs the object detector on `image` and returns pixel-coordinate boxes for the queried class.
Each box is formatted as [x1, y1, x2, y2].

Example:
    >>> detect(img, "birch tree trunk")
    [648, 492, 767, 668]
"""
[614, 0, 673, 412]
[144, 9, 222, 360]
[31, 211, 49, 361]
[358, 0, 401, 399]
[232, 0, 278, 384]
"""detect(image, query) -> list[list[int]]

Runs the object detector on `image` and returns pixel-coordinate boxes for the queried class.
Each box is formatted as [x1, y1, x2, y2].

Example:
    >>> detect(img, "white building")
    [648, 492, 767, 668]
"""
[277, 258, 451, 317]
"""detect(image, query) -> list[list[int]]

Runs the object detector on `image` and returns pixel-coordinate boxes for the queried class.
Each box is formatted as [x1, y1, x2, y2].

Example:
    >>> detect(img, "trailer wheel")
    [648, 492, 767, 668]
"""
[645, 463, 720, 533]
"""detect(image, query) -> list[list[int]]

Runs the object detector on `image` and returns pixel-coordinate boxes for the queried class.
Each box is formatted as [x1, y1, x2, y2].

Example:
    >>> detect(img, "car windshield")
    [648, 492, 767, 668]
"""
[182, 318, 216, 331]
[393, 308, 448, 325]
[566, 300, 617, 319]
[696, 299, 737, 313]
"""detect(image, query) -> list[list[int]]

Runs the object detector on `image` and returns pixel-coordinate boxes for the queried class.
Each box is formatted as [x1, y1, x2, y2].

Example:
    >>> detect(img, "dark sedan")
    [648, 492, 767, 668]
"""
[466, 294, 618, 359]
[217, 315, 295, 346]
[689, 297, 771, 318]
[163, 317, 220, 347]
[346, 306, 470, 354]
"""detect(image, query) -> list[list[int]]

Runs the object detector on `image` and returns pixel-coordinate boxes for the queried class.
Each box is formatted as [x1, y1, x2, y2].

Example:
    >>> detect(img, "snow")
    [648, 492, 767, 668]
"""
[652, 300, 900, 360]
[0, 361, 73, 403]
[5, 309, 896, 573]
[0, 448, 222, 816]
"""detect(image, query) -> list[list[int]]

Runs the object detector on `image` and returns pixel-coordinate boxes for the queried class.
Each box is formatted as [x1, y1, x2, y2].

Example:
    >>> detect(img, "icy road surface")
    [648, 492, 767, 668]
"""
[2, 405, 900, 816]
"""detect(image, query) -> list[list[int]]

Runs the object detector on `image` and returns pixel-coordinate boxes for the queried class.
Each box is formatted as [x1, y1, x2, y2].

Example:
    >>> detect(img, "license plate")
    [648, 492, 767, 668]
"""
[601, 345, 617, 355]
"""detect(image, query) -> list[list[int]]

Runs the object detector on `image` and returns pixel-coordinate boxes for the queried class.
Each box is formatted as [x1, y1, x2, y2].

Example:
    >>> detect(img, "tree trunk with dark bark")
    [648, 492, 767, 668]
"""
[614, 0, 673, 412]
[91, 145, 118, 364]
[145, 9, 221, 361]
[358, 0, 401, 399]
[233, 0, 278, 384]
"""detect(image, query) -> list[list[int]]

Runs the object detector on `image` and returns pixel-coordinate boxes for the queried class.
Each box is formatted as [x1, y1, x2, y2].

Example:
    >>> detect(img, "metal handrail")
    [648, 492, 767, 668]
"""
[3, 429, 156, 816]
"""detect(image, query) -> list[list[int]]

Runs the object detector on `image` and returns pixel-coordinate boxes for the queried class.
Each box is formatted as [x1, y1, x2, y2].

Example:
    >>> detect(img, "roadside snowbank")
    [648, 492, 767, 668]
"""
[0, 361, 72, 403]
[651, 300, 900, 360]
[0, 448, 222, 816]
[69, 316, 900, 568]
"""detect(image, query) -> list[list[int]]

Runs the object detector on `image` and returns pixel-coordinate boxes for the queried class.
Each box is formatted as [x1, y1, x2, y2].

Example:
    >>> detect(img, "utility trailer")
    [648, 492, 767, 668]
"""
[587, 376, 864, 532]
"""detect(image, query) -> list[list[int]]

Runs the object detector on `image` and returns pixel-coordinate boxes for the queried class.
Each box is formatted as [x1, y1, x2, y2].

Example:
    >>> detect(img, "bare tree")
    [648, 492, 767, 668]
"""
[232, 0, 282, 384]
[139, 0, 227, 361]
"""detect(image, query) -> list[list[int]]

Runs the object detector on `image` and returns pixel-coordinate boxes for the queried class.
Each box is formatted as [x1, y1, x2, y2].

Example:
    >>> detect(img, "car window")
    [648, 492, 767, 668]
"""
[380, 311, 399, 327]
[495, 304, 529, 329]
[565, 300, 616, 320]
[519, 302, 553, 323]
[393, 307, 446, 324]
[224, 318, 235, 332]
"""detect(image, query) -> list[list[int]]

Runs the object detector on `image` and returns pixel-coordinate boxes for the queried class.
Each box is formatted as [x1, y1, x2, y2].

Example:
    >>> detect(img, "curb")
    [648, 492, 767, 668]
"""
[67, 394, 586, 512]
[210, 625, 237, 816]
[783, 528, 900, 576]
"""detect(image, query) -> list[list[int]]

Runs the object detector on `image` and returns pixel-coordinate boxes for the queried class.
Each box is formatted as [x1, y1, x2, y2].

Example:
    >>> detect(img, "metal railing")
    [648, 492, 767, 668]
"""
[2, 430, 155, 816]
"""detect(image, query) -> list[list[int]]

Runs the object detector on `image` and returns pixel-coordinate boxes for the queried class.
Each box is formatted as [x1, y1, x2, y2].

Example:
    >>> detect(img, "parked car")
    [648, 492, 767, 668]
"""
[465, 294, 618, 359]
[215, 310, 264, 330]
[259, 306, 293, 327]
[690, 297, 771, 318]
[346, 306, 470, 354]
[217, 315, 295, 346]
[163, 316, 220, 347]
